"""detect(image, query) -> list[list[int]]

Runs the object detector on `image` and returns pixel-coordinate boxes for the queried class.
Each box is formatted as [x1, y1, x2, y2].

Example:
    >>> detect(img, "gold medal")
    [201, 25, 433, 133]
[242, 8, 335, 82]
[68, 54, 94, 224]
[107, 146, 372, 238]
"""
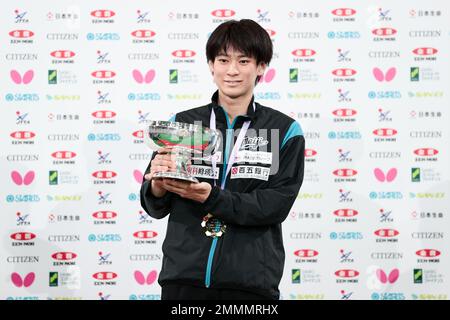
[201, 213, 226, 238]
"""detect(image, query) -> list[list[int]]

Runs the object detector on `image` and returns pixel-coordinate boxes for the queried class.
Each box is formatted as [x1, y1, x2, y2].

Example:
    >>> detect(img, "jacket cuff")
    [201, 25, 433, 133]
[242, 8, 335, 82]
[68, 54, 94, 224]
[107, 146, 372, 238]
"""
[142, 180, 172, 209]
[203, 185, 221, 212]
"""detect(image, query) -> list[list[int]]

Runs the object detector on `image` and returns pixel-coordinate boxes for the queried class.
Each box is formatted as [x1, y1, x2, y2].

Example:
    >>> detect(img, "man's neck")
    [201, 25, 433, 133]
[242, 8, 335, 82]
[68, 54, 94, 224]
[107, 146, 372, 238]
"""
[218, 91, 253, 125]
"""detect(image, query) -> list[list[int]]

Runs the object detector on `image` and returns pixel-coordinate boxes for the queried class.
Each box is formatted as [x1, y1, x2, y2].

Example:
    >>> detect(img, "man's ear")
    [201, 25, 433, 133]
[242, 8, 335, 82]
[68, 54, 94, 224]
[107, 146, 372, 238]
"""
[257, 62, 267, 76]
[208, 60, 214, 75]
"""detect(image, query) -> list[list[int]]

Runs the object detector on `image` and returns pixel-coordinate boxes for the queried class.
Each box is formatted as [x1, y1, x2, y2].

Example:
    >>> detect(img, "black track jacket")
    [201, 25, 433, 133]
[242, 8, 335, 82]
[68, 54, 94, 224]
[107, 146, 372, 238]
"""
[140, 91, 305, 299]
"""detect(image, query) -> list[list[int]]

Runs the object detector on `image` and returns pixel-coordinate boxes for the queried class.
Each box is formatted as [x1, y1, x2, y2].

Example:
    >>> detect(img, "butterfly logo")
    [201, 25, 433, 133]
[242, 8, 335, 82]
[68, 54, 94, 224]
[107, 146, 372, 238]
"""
[376, 268, 399, 284]
[134, 270, 157, 285]
[374, 168, 397, 182]
[258, 68, 276, 83]
[373, 67, 396, 82]
[132, 69, 155, 84]
[133, 169, 144, 184]
[10, 69, 34, 84]
[11, 272, 35, 287]
[11, 170, 35, 185]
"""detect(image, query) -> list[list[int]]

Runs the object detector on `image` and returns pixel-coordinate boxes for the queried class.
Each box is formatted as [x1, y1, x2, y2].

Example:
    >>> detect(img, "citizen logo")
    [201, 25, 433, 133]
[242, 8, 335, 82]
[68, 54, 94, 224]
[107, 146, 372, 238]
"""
[167, 33, 199, 40]
[46, 33, 79, 40]
[7, 256, 39, 263]
[368, 51, 400, 58]
[48, 235, 80, 242]
[412, 232, 443, 239]
[127, 53, 159, 60]
[369, 152, 401, 159]
[290, 232, 322, 240]
[48, 134, 79, 141]
[5, 53, 38, 60]
[129, 254, 162, 261]
[410, 131, 441, 138]
[409, 30, 441, 38]
[371, 252, 403, 260]
[288, 32, 320, 39]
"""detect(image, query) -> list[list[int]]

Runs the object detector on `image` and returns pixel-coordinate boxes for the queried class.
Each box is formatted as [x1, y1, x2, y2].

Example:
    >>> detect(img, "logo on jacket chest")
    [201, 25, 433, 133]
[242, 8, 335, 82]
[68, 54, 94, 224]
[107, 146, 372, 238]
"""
[240, 136, 269, 151]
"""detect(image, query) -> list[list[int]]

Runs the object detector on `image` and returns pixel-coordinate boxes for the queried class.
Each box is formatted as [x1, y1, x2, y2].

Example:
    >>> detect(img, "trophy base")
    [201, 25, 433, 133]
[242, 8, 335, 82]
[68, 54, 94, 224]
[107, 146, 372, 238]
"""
[153, 172, 199, 183]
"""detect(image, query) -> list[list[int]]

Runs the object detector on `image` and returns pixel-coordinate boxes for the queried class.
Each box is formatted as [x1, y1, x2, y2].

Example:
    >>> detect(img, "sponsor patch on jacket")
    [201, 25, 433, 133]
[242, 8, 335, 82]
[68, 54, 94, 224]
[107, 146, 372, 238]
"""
[240, 136, 269, 151]
[187, 165, 219, 179]
[234, 150, 272, 165]
[230, 165, 270, 181]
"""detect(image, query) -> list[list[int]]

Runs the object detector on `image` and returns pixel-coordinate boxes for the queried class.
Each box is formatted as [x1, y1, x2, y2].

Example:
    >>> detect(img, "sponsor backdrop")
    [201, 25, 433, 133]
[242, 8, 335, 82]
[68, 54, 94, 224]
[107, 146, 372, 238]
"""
[1, 0, 449, 300]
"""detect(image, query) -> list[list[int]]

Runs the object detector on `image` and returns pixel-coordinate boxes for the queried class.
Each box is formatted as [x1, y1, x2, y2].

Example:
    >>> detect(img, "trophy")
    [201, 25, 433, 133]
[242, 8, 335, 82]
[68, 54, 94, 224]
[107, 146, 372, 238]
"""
[144, 120, 221, 183]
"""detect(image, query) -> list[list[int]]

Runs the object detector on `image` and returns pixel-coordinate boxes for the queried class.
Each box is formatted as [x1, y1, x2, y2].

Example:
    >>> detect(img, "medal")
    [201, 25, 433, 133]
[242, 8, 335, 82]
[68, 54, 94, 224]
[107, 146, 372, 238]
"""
[201, 213, 226, 238]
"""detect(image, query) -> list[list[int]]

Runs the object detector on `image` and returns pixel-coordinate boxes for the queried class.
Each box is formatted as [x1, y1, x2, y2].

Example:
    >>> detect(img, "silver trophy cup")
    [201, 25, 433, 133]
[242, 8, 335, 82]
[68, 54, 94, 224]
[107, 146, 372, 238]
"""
[145, 120, 220, 183]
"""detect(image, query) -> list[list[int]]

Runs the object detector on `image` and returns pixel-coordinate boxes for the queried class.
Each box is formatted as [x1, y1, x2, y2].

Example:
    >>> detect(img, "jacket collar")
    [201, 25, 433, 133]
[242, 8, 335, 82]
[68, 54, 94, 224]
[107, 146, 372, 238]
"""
[210, 90, 257, 122]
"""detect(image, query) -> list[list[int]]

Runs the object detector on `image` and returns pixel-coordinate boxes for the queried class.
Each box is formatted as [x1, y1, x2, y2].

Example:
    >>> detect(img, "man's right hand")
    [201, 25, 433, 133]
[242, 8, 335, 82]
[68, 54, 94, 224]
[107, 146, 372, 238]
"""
[144, 147, 177, 198]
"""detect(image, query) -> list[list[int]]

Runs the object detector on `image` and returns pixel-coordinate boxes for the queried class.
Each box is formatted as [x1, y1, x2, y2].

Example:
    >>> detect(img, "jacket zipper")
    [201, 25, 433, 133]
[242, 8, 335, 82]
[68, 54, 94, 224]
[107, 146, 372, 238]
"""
[204, 109, 238, 288]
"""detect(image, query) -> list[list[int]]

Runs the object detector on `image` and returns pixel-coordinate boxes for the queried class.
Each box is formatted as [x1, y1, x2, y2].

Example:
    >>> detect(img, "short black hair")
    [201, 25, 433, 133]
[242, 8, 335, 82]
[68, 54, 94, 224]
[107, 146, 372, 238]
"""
[206, 19, 273, 80]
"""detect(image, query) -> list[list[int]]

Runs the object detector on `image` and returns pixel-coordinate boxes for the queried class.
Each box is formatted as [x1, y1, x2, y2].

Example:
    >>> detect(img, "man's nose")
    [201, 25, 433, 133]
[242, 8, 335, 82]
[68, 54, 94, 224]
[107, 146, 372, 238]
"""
[226, 61, 239, 75]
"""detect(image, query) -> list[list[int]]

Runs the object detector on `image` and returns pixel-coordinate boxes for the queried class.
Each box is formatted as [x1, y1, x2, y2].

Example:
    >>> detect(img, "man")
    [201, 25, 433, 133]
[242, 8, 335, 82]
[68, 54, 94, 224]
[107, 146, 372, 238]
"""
[141, 19, 305, 300]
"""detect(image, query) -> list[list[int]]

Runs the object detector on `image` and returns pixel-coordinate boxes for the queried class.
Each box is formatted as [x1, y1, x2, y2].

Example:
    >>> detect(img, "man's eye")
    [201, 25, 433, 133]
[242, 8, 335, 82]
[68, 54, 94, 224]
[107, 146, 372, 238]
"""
[240, 60, 249, 64]
[218, 59, 228, 63]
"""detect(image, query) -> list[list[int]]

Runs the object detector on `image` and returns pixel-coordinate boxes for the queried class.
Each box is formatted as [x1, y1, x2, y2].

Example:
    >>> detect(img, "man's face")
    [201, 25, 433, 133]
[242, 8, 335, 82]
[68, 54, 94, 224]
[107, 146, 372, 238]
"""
[208, 48, 266, 100]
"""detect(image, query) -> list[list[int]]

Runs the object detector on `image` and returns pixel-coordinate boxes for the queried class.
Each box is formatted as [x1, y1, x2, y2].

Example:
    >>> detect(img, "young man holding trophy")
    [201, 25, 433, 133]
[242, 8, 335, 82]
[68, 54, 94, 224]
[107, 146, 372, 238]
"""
[141, 19, 305, 300]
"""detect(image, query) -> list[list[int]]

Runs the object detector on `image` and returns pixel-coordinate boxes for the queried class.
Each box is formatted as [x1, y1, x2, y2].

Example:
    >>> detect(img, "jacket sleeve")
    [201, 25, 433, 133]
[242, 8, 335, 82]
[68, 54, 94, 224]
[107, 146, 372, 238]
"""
[202, 134, 305, 227]
[140, 151, 173, 219]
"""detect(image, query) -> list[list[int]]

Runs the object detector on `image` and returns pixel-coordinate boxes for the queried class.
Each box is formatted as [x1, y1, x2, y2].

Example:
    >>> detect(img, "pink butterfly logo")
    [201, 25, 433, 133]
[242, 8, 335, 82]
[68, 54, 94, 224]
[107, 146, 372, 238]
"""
[11, 170, 35, 185]
[132, 69, 155, 84]
[258, 68, 276, 83]
[134, 270, 157, 285]
[11, 272, 35, 287]
[376, 268, 399, 284]
[373, 67, 396, 82]
[133, 169, 144, 184]
[10, 70, 34, 84]
[374, 168, 397, 182]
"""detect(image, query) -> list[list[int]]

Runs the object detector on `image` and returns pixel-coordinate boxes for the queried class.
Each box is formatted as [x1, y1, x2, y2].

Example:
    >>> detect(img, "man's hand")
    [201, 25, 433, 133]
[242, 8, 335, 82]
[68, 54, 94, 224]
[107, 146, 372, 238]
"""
[144, 147, 177, 198]
[162, 179, 212, 203]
